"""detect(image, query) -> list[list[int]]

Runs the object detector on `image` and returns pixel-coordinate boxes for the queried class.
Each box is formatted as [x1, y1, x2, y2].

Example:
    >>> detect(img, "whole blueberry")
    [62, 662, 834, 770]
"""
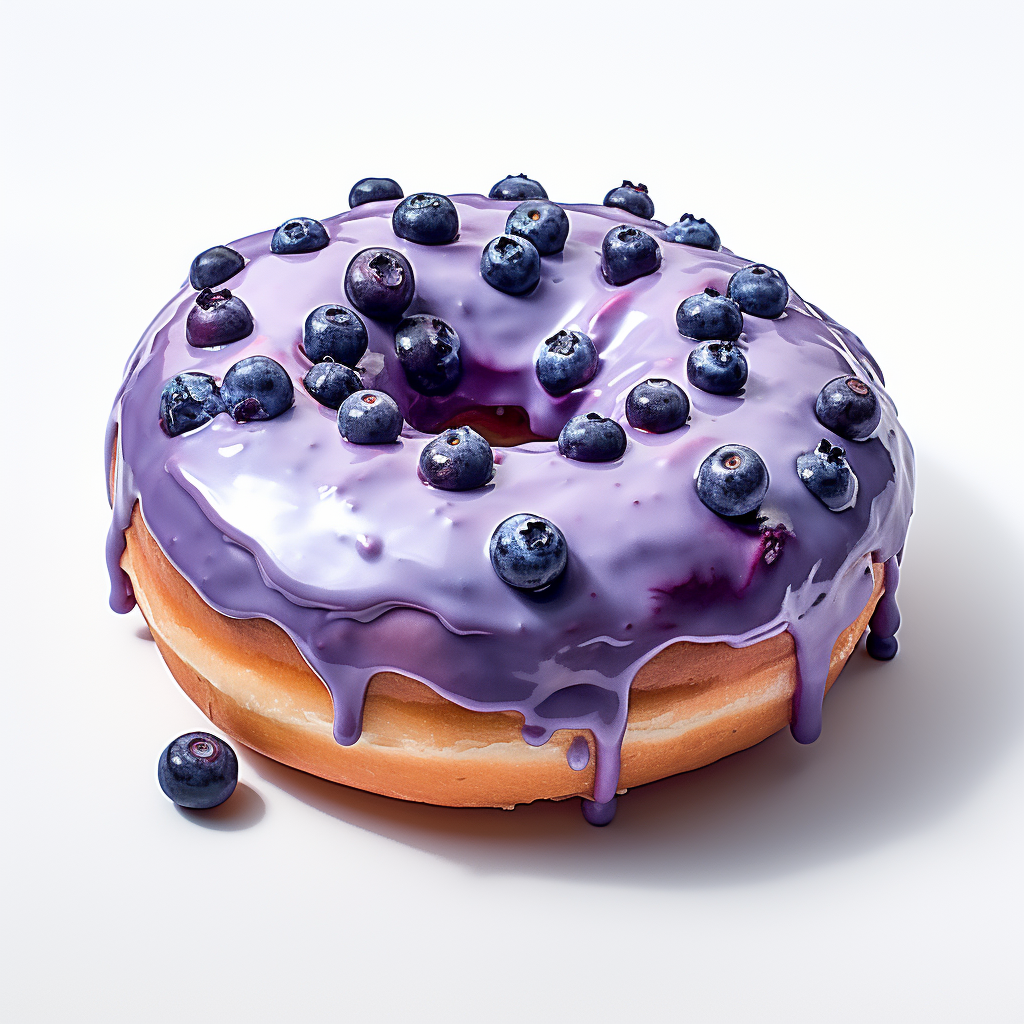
[675, 288, 743, 341]
[489, 174, 548, 201]
[185, 288, 254, 348]
[189, 245, 245, 290]
[687, 341, 748, 395]
[506, 200, 569, 256]
[270, 216, 330, 254]
[536, 329, 599, 396]
[392, 193, 459, 245]
[345, 247, 415, 321]
[480, 235, 541, 295]
[159, 372, 225, 436]
[663, 214, 721, 250]
[221, 355, 294, 422]
[394, 314, 461, 395]
[696, 445, 769, 518]
[335, 389, 399, 442]
[601, 226, 662, 285]
[303, 362, 362, 409]
[349, 177, 404, 208]
[419, 427, 494, 491]
[815, 375, 881, 440]
[157, 732, 238, 809]
[797, 439, 857, 511]
[490, 513, 567, 591]
[302, 304, 368, 366]
[727, 264, 789, 318]
[338, 390, 403, 444]
[558, 413, 627, 462]
[625, 379, 689, 433]
[603, 180, 655, 219]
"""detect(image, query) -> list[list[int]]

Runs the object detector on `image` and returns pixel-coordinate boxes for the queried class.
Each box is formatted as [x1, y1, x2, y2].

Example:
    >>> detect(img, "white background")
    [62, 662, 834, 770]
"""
[3, 1, 1022, 1020]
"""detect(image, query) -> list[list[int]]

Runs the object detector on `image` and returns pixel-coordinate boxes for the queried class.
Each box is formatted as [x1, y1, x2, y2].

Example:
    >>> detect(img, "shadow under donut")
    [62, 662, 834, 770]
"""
[244, 454, 1024, 888]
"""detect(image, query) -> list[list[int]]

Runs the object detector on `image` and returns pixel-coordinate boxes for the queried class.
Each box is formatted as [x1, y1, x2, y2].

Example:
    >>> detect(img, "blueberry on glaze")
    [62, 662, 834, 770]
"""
[189, 245, 245, 290]
[696, 445, 769, 518]
[302, 362, 362, 409]
[727, 265, 789, 318]
[675, 288, 743, 342]
[221, 355, 294, 422]
[601, 226, 662, 285]
[302, 304, 368, 366]
[419, 427, 494, 491]
[663, 214, 721, 251]
[159, 372, 225, 436]
[603, 180, 655, 219]
[480, 235, 541, 295]
[558, 413, 627, 462]
[489, 173, 548, 201]
[348, 177, 404, 208]
[535, 330, 599, 396]
[394, 314, 461, 395]
[625, 379, 689, 433]
[506, 200, 569, 256]
[797, 439, 857, 511]
[158, 732, 238, 809]
[185, 288, 254, 348]
[270, 216, 329, 254]
[686, 341, 748, 395]
[815, 375, 881, 440]
[338, 390, 403, 444]
[392, 193, 459, 245]
[345, 248, 415, 321]
[489, 513, 567, 591]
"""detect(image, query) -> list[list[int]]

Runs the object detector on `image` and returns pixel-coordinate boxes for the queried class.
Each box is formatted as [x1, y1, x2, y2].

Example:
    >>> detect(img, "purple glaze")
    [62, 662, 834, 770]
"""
[567, 735, 591, 771]
[105, 195, 914, 816]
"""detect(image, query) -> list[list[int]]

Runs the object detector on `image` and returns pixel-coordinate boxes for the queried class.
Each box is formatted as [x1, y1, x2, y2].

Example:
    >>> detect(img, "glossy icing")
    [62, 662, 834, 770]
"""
[106, 195, 914, 821]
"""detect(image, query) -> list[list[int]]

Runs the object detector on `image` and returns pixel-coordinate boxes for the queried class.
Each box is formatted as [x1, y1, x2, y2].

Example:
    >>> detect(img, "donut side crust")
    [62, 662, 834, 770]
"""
[120, 502, 884, 808]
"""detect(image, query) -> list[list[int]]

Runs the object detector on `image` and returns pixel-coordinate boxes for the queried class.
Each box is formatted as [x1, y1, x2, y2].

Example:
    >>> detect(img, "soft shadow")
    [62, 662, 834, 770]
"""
[175, 782, 265, 831]
[135, 624, 154, 641]
[244, 455, 1023, 887]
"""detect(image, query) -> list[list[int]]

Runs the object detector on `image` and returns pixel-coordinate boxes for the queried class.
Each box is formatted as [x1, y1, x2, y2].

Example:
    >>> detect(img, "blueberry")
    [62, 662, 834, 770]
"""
[603, 180, 655, 219]
[338, 389, 403, 444]
[490, 513, 568, 591]
[489, 174, 548, 201]
[392, 193, 459, 245]
[536, 330, 599, 396]
[727, 264, 789, 318]
[663, 214, 721, 250]
[345, 247, 415, 321]
[158, 732, 238, 809]
[302, 362, 362, 409]
[189, 245, 245, 290]
[349, 177, 403, 208]
[506, 200, 569, 256]
[270, 216, 329, 254]
[159, 372, 225, 436]
[302, 304, 368, 366]
[185, 288, 255, 348]
[625, 379, 689, 433]
[686, 341, 748, 395]
[221, 355, 294, 422]
[394, 314, 461, 395]
[815, 375, 881, 440]
[419, 427, 494, 490]
[696, 445, 769, 518]
[558, 413, 627, 462]
[796, 439, 857, 511]
[601, 226, 662, 285]
[675, 288, 743, 341]
[480, 235, 541, 295]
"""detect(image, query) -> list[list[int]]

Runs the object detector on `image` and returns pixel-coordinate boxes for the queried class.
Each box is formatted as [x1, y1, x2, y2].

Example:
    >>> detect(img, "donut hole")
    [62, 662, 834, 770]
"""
[435, 405, 553, 446]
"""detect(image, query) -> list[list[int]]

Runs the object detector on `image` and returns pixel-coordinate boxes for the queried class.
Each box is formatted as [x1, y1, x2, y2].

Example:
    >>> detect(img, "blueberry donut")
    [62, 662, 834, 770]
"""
[106, 179, 914, 825]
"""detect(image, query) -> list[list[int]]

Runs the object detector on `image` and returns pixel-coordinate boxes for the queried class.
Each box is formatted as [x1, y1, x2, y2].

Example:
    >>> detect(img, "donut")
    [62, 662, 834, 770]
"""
[106, 178, 914, 825]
